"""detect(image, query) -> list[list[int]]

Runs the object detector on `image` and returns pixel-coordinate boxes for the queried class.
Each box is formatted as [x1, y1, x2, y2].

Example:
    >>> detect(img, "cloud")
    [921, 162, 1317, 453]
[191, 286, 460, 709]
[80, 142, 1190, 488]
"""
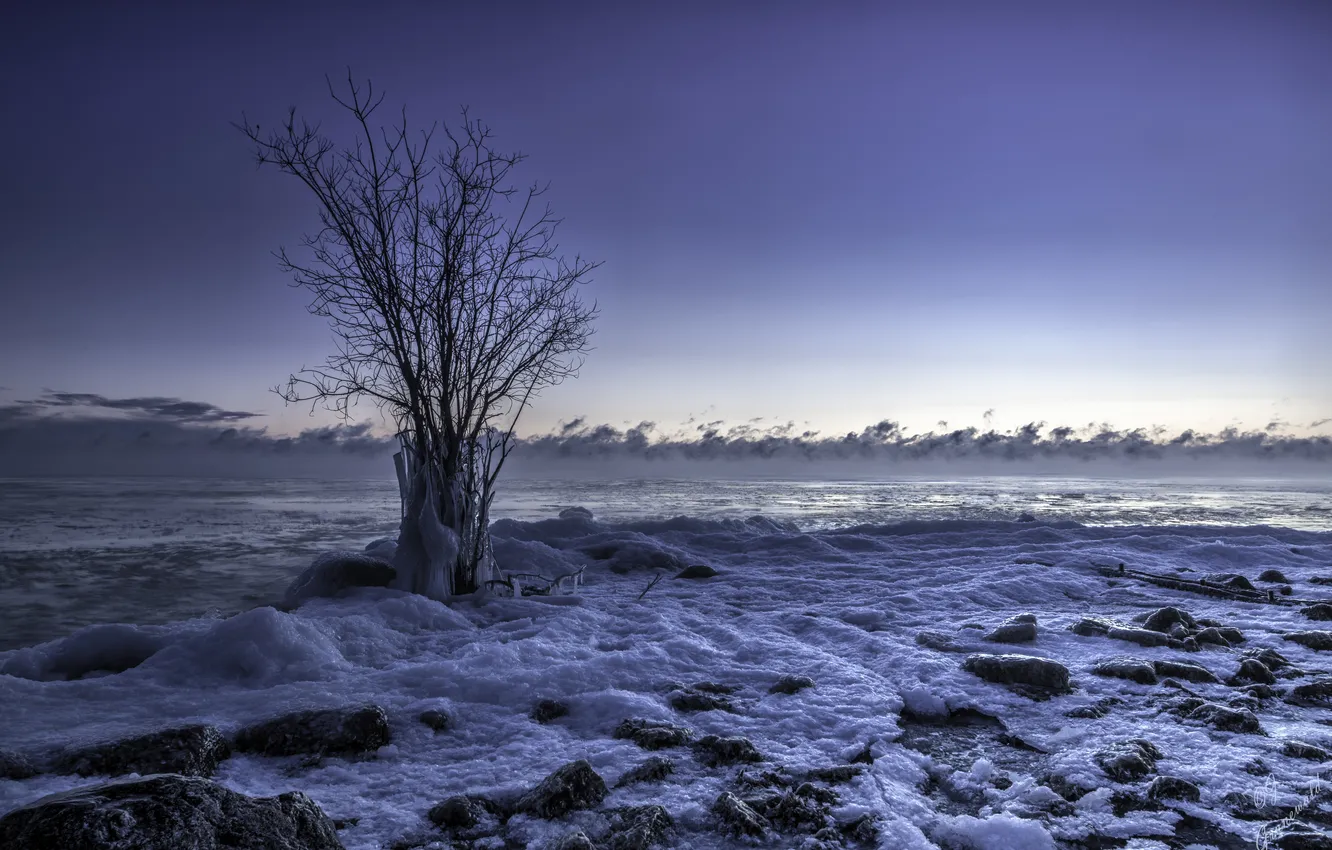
[15, 392, 259, 423]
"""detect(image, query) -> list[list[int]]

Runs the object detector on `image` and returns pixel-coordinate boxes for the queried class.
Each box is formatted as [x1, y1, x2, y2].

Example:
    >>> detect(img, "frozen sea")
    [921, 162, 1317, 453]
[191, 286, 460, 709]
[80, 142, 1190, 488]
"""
[2, 474, 1332, 849]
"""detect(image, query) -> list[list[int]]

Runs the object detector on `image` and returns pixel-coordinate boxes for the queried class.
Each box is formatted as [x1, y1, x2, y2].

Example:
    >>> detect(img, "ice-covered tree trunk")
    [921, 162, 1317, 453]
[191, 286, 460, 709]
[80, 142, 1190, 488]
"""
[390, 435, 497, 599]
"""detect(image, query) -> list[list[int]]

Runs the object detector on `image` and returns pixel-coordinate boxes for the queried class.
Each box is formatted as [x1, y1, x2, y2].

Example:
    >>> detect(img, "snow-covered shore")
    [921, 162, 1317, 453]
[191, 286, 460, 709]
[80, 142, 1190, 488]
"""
[2, 512, 1331, 848]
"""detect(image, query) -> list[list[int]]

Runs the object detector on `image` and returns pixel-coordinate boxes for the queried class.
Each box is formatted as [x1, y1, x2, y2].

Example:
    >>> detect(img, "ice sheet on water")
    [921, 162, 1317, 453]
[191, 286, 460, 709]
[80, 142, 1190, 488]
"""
[2, 500, 1331, 848]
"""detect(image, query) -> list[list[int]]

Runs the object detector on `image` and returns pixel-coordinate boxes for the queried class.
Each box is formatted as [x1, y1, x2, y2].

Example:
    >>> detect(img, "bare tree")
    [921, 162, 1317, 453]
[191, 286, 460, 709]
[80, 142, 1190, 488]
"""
[239, 75, 598, 597]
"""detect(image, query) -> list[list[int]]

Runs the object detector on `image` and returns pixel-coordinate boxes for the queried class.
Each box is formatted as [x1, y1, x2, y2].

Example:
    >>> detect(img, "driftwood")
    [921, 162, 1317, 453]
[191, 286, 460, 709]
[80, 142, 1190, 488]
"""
[1093, 562, 1323, 607]
[636, 572, 665, 601]
[485, 567, 586, 597]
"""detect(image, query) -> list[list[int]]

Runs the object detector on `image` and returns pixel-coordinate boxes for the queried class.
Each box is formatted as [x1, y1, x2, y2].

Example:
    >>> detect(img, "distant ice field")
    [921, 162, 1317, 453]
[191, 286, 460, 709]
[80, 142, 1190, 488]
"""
[0, 475, 1329, 650]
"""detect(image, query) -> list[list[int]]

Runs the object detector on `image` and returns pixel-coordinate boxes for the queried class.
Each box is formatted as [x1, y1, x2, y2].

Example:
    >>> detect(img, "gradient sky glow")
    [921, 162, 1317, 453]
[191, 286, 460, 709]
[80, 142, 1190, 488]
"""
[2, 0, 1328, 440]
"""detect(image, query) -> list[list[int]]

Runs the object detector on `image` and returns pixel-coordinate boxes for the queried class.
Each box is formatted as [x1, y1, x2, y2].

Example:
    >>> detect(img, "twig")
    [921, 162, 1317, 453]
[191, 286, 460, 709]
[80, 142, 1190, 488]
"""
[1095, 563, 1321, 606]
[637, 572, 664, 601]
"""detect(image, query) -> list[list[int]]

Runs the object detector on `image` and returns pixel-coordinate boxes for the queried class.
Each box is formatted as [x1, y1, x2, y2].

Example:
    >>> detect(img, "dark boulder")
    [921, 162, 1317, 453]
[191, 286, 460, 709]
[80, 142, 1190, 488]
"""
[1185, 702, 1263, 734]
[694, 735, 763, 767]
[613, 719, 692, 750]
[418, 710, 451, 732]
[1302, 604, 1332, 622]
[1234, 658, 1277, 685]
[984, 616, 1038, 644]
[1071, 617, 1114, 637]
[1095, 740, 1162, 783]
[675, 564, 719, 579]
[0, 774, 343, 850]
[1144, 607, 1197, 634]
[1282, 741, 1330, 762]
[1147, 776, 1200, 802]
[712, 791, 768, 837]
[1109, 627, 1173, 648]
[427, 795, 491, 829]
[1093, 658, 1157, 685]
[1290, 677, 1332, 705]
[804, 765, 863, 784]
[1258, 821, 1332, 850]
[1152, 659, 1218, 684]
[1245, 647, 1292, 670]
[1195, 627, 1234, 647]
[1206, 573, 1256, 591]
[1285, 631, 1332, 652]
[616, 756, 674, 787]
[961, 653, 1071, 691]
[769, 674, 816, 695]
[669, 688, 735, 713]
[0, 750, 38, 780]
[1258, 569, 1290, 583]
[531, 699, 570, 724]
[555, 830, 597, 850]
[54, 724, 230, 778]
[282, 551, 395, 608]
[605, 805, 673, 850]
[517, 760, 608, 819]
[234, 705, 391, 758]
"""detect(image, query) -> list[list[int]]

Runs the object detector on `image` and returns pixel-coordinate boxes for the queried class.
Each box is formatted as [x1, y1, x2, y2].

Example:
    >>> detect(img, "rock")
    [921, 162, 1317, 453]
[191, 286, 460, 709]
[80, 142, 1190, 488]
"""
[1206, 573, 1256, 591]
[961, 653, 1071, 691]
[1110, 626, 1174, 648]
[517, 760, 608, 819]
[765, 788, 830, 832]
[1093, 658, 1157, 685]
[54, 724, 230, 778]
[769, 674, 816, 695]
[804, 765, 863, 784]
[712, 791, 768, 837]
[1152, 659, 1218, 684]
[674, 564, 719, 579]
[1185, 702, 1263, 734]
[984, 616, 1038, 644]
[605, 804, 673, 850]
[1071, 617, 1114, 636]
[0, 774, 343, 850]
[839, 813, 879, 844]
[1258, 569, 1291, 583]
[616, 756, 675, 787]
[1303, 604, 1332, 622]
[1245, 647, 1292, 670]
[1244, 683, 1282, 700]
[915, 630, 965, 652]
[555, 830, 597, 850]
[1282, 741, 1331, 762]
[1285, 631, 1332, 651]
[282, 550, 395, 608]
[1234, 658, 1277, 685]
[234, 705, 391, 757]
[1010, 613, 1038, 624]
[669, 688, 735, 713]
[1095, 739, 1162, 782]
[1213, 626, 1246, 644]
[694, 735, 763, 767]
[531, 699, 570, 724]
[691, 681, 740, 694]
[1144, 607, 1197, 634]
[1065, 697, 1123, 719]
[1258, 821, 1332, 850]
[418, 709, 451, 732]
[1195, 627, 1234, 647]
[849, 742, 875, 764]
[613, 719, 692, 750]
[1016, 512, 1037, 522]
[0, 750, 38, 780]
[428, 795, 489, 829]
[1290, 677, 1332, 704]
[1147, 776, 1201, 802]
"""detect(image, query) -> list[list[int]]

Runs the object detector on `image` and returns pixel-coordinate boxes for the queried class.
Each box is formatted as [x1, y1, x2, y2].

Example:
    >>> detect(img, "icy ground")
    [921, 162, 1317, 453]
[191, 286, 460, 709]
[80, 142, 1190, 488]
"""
[3, 511, 1332, 848]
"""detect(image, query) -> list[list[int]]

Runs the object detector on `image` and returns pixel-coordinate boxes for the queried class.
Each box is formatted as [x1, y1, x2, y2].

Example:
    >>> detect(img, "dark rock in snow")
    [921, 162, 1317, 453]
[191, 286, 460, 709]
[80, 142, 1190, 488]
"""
[669, 688, 734, 713]
[691, 681, 740, 694]
[1282, 740, 1331, 762]
[616, 756, 674, 787]
[962, 653, 1071, 691]
[517, 760, 607, 819]
[234, 704, 391, 758]
[1144, 607, 1197, 634]
[1093, 658, 1157, 685]
[1195, 627, 1234, 647]
[531, 699, 570, 724]
[55, 724, 230, 778]
[1071, 617, 1115, 637]
[916, 630, 966, 652]
[1206, 573, 1256, 591]
[0, 750, 38, 780]
[1258, 821, 1332, 850]
[418, 709, 451, 732]
[1214, 626, 1246, 644]
[613, 719, 692, 750]
[605, 804, 673, 850]
[1245, 647, 1293, 670]
[0, 773, 343, 850]
[1302, 604, 1332, 622]
[554, 830, 597, 850]
[1148, 776, 1201, 802]
[1259, 569, 1291, 583]
[1108, 626, 1173, 648]
[1095, 739, 1162, 782]
[1234, 658, 1277, 685]
[1153, 659, 1219, 684]
[850, 742, 875, 764]
[769, 674, 816, 695]
[1185, 702, 1263, 734]
[428, 795, 489, 829]
[694, 735, 763, 767]
[1243, 683, 1282, 700]
[984, 616, 1038, 644]
[805, 765, 863, 784]
[712, 791, 768, 837]
[674, 564, 718, 579]
[1289, 677, 1332, 705]
[1065, 697, 1123, 719]
[282, 550, 395, 607]
[1285, 631, 1332, 651]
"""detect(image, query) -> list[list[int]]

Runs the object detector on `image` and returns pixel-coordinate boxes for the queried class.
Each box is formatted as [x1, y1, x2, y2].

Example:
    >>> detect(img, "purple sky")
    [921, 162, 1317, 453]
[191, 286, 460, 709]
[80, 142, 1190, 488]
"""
[2, 0, 1329, 443]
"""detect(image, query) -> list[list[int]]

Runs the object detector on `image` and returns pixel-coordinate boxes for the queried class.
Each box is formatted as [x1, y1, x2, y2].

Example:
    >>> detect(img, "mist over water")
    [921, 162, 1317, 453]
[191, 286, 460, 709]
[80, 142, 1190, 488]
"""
[1, 475, 1328, 650]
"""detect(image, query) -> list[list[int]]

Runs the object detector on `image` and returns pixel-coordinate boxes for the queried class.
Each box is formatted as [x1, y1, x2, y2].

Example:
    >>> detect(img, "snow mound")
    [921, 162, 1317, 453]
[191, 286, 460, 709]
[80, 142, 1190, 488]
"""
[282, 550, 397, 608]
[0, 623, 171, 681]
